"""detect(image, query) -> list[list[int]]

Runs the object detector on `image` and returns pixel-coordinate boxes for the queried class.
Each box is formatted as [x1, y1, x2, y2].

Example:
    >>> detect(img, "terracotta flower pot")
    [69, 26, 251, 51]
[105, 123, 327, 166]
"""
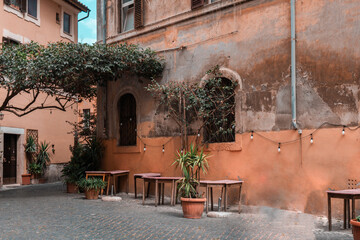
[66, 182, 78, 193]
[181, 197, 206, 219]
[21, 174, 31, 185]
[351, 219, 360, 240]
[85, 189, 100, 200]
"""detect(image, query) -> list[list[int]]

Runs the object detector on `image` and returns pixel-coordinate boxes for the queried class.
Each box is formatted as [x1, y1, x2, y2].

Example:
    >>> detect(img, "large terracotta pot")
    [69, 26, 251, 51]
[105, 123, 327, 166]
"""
[66, 183, 78, 193]
[181, 197, 206, 219]
[351, 219, 360, 240]
[21, 174, 31, 185]
[85, 189, 100, 200]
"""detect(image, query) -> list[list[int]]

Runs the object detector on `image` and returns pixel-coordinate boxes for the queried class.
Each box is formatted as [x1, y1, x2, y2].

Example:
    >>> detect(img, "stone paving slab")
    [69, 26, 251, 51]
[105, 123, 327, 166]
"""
[0, 183, 354, 240]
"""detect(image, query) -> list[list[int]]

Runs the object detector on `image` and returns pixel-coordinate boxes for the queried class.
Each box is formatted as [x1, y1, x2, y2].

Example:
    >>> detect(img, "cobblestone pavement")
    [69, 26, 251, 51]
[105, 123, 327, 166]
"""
[0, 183, 354, 240]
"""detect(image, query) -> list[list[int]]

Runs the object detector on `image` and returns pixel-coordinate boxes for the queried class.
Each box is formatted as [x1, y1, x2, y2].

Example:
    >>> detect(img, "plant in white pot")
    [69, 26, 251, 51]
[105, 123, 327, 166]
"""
[173, 144, 209, 219]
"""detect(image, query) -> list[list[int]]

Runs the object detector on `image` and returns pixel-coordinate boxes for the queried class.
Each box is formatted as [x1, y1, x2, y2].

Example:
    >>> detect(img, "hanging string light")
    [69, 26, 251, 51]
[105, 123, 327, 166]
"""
[143, 144, 146, 152]
[197, 132, 200, 137]
[342, 126, 345, 135]
[162, 145, 165, 153]
[310, 134, 313, 144]
[278, 143, 281, 153]
[250, 131, 254, 140]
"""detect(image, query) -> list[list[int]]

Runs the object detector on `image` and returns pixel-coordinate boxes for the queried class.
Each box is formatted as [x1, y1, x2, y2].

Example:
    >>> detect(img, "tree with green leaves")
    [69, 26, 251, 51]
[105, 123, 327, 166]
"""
[0, 42, 164, 117]
[146, 66, 238, 150]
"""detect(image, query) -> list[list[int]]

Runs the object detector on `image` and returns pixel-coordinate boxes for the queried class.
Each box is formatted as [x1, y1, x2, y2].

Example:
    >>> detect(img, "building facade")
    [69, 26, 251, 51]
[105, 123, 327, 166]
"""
[0, 0, 89, 185]
[97, 0, 360, 216]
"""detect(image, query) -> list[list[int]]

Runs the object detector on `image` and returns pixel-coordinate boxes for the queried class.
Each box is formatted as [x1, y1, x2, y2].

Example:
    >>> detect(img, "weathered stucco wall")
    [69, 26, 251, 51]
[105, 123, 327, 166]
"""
[99, 0, 360, 216]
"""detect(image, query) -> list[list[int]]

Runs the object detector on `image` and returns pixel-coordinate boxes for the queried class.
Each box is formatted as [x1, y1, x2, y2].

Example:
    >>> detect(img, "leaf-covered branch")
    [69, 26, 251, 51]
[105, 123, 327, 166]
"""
[0, 42, 164, 116]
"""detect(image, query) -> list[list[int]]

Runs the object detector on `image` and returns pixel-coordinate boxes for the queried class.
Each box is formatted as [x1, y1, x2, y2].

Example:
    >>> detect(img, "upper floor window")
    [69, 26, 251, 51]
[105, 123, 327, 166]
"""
[27, 0, 37, 18]
[121, 0, 134, 32]
[2, 37, 20, 46]
[4, 0, 24, 11]
[82, 109, 90, 129]
[118, 0, 143, 33]
[63, 12, 71, 35]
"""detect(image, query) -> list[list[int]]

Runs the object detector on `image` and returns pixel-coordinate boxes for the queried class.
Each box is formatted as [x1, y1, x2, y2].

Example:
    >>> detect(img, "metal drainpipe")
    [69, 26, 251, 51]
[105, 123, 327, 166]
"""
[102, 0, 108, 138]
[291, 0, 297, 129]
[103, 0, 107, 44]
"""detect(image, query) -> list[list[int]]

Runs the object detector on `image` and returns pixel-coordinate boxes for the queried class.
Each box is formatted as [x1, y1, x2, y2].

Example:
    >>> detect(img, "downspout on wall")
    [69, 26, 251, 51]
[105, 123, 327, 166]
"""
[291, 0, 297, 129]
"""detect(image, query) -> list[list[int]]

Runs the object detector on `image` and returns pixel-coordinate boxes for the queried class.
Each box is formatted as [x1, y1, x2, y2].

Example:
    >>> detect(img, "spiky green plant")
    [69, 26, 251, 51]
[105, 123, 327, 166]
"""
[77, 178, 107, 191]
[173, 144, 209, 198]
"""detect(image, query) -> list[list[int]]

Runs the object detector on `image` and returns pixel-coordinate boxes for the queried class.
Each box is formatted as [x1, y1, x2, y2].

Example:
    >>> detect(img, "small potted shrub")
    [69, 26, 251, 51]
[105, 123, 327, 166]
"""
[78, 178, 107, 200]
[61, 165, 80, 193]
[173, 144, 209, 219]
[351, 215, 360, 240]
[28, 162, 42, 183]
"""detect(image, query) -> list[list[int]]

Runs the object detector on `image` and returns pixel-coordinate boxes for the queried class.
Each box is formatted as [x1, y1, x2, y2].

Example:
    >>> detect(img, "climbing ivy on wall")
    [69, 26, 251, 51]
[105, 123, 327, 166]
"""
[0, 42, 164, 117]
[146, 66, 238, 149]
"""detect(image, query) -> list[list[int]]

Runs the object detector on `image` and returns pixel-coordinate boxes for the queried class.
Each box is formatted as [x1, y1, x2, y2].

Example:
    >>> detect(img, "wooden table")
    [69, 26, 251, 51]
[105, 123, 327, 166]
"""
[85, 170, 129, 195]
[327, 189, 360, 231]
[200, 180, 244, 213]
[142, 176, 181, 207]
[134, 173, 161, 198]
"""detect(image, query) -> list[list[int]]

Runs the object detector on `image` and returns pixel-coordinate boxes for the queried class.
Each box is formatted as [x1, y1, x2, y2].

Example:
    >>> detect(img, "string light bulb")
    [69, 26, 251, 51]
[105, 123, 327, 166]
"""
[143, 144, 146, 152]
[250, 131, 254, 140]
[197, 133, 200, 137]
[181, 149, 183, 154]
[310, 134, 313, 144]
[342, 126, 345, 135]
[162, 145, 165, 153]
[278, 143, 281, 153]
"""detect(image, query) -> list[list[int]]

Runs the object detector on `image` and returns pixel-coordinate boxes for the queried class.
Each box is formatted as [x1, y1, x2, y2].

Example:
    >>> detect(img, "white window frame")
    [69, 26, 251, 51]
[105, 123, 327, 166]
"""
[207, 0, 219, 3]
[24, 0, 40, 26]
[121, 0, 134, 33]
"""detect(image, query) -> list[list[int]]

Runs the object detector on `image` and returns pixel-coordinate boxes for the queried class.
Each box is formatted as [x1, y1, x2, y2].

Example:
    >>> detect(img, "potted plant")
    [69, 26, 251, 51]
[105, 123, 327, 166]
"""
[77, 177, 107, 200]
[351, 215, 360, 240]
[61, 164, 80, 193]
[173, 144, 209, 219]
[22, 136, 38, 185]
[28, 162, 42, 184]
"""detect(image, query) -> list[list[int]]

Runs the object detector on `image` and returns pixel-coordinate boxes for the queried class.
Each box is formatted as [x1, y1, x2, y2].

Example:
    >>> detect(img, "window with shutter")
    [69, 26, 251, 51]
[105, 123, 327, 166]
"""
[134, 0, 143, 29]
[5, 0, 22, 10]
[191, 0, 204, 10]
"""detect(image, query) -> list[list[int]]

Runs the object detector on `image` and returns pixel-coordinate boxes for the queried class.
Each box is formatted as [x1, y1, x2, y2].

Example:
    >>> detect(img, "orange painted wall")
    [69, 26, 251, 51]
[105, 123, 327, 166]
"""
[102, 127, 360, 217]
[99, 0, 360, 217]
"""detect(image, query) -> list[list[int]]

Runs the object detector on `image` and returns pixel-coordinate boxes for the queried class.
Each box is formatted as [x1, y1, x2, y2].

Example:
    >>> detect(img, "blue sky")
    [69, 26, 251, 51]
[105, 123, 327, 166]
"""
[78, 0, 97, 44]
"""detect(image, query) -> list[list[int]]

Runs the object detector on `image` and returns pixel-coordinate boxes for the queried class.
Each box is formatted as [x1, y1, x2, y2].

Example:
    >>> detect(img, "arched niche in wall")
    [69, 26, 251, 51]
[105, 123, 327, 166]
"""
[113, 87, 141, 147]
[200, 67, 243, 142]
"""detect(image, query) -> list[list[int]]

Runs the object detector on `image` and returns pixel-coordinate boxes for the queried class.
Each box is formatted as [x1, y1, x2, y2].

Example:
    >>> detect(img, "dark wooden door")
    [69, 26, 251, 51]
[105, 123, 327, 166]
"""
[3, 134, 17, 184]
[118, 94, 137, 146]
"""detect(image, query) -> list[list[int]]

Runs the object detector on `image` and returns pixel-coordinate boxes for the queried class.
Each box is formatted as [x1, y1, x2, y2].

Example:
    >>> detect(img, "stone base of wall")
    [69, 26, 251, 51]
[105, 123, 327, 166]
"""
[45, 163, 66, 183]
